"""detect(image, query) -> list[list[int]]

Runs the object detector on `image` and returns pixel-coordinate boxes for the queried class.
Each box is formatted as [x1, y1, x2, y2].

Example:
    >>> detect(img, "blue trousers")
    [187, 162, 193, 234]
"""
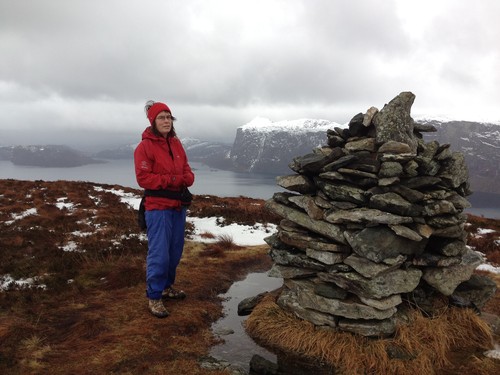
[145, 208, 186, 300]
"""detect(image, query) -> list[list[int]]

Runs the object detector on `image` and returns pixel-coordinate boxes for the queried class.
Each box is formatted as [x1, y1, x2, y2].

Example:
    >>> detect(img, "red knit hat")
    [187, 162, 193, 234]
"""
[147, 102, 171, 125]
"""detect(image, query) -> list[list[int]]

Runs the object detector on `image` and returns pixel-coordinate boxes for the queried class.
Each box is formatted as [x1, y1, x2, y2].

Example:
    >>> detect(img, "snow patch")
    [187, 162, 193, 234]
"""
[187, 216, 276, 246]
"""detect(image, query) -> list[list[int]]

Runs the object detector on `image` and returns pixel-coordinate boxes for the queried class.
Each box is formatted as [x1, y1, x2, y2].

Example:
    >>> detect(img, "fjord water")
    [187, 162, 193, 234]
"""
[0, 159, 498, 218]
[0, 160, 282, 200]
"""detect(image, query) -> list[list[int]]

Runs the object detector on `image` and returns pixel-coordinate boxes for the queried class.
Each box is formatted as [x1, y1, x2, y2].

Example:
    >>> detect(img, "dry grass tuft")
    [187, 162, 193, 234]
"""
[245, 294, 499, 374]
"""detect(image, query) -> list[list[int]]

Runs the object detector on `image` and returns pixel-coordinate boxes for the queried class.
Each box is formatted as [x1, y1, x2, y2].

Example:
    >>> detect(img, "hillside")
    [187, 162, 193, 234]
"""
[0, 179, 278, 374]
[0, 179, 499, 374]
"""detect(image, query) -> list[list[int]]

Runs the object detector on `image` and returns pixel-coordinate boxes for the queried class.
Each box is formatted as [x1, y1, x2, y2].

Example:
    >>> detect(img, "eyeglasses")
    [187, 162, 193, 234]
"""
[156, 115, 173, 121]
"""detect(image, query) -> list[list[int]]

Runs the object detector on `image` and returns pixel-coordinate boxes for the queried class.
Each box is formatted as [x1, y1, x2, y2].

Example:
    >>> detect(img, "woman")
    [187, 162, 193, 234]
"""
[134, 100, 195, 318]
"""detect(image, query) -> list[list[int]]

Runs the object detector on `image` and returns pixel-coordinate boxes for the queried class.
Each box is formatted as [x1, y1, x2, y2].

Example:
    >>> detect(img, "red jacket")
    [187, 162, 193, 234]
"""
[134, 127, 194, 210]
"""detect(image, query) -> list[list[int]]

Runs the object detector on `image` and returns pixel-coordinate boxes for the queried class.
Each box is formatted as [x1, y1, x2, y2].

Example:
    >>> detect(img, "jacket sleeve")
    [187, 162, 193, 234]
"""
[134, 141, 181, 190]
[178, 141, 195, 187]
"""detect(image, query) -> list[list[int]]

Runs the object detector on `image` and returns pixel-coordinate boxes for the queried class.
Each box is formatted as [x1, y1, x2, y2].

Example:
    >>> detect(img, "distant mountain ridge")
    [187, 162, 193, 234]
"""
[2, 117, 499, 195]
[5, 145, 103, 168]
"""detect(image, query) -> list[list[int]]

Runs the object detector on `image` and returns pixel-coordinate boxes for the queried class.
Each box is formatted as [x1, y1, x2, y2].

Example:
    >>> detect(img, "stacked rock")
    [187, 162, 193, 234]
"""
[265, 92, 496, 337]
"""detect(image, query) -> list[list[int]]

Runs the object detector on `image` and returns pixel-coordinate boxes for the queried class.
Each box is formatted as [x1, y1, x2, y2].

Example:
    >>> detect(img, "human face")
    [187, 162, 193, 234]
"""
[154, 111, 173, 137]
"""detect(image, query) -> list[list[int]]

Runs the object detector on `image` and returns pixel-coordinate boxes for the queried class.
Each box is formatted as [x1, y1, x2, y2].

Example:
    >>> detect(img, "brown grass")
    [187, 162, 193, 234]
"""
[245, 294, 499, 374]
[0, 179, 274, 375]
[1, 179, 499, 374]
[467, 214, 500, 266]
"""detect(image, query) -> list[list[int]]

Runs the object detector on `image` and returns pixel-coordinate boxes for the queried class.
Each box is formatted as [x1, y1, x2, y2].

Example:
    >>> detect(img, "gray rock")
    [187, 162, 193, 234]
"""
[423, 200, 458, 217]
[297, 287, 397, 320]
[413, 123, 437, 132]
[422, 249, 484, 295]
[426, 214, 466, 228]
[348, 112, 366, 136]
[288, 195, 324, 220]
[265, 200, 347, 244]
[268, 264, 317, 279]
[327, 135, 346, 148]
[318, 170, 354, 183]
[315, 180, 367, 205]
[314, 194, 333, 209]
[344, 226, 427, 263]
[378, 177, 400, 186]
[378, 141, 412, 154]
[363, 106, 379, 126]
[307, 241, 351, 253]
[368, 185, 425, 203]
[379, 162, 404, 178]
[358, 294, 402, 310]
[422, 189, 448, 200]
[329, 200, 359, 210]
[238, 292, 269, 316]
[431, 224, 466, 239]
[414, 223, 433, 238]
[318, 267, 422, 299]
[435, 147, 453, 161]
[380, 153, 416, 163]
[276, 174, 316, 194]
[323, 154, 359, 171]
[344, 253, 406, 278]
[279, 219, 309, 233]
[401, 176, 442, 189]
[289, 147, 344, 174]
[426, 238, 467, 257]
[306, 248, 347, 265]
[403, 160, 419, 177]
[388, 224, 423, 241]
[338, 317, 396, 337]
[337, 167, 378, 179]
[249, 354, 279, 375]
[349, 158, 381, 173]
[419, 140, 440, 159]
[314, 281, 349, 300]
[324, 208, 413, 225]
[277, 286, 337, 327]
[214, 326, 235, 336]
[439, 152, 469, 188]
[373, 92, 418, 153]
[412, 253, 462, 267]
[447, 192, 471, 210]
[369, 192, 422, 217]
[452, 274, 497, 310]
[272, 191, 299, 206]
[278, 229, 314, 251]
[418, 159, 441, 176]
[270, 248, 326, 270]
[345, 138, 376, 152]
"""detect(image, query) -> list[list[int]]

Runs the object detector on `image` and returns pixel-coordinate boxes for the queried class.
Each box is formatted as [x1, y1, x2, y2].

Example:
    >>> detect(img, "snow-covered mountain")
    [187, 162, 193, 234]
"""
[182, 138, 232, 168]
[420, 120, 500, 195]
[228, 117, 343, 173]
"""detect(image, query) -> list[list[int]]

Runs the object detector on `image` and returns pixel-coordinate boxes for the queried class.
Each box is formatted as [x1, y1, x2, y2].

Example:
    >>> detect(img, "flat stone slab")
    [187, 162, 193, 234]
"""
[266, 200, 347, 244]
[319, 267, 422, 299]
[325, 208, 413, 225]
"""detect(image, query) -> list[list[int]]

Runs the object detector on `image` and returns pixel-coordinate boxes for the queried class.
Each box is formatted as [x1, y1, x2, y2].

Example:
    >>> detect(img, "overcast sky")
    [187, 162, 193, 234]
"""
[1, 0, 499, 149]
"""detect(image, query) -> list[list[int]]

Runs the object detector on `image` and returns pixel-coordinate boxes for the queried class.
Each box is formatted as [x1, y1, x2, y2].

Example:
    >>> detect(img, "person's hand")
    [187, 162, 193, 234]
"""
[172, 175, 184, 188]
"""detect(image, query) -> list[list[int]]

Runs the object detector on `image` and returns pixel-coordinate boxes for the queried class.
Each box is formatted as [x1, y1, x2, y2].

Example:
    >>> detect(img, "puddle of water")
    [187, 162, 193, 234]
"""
[210, 271, 283, 371]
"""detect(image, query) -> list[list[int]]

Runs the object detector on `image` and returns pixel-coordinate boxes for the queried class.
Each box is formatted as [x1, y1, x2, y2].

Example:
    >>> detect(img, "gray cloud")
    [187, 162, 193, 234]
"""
[0, 0, 499, 146]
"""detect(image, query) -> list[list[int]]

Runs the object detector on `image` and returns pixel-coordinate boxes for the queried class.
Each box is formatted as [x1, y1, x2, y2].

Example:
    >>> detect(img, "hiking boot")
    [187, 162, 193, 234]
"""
[162, 286, 186, 300]
[148, 299, 170, 318]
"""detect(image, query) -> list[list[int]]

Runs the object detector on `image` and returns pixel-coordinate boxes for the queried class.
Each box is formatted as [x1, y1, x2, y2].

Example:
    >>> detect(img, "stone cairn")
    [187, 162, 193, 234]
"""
[265, 92, 496, 337]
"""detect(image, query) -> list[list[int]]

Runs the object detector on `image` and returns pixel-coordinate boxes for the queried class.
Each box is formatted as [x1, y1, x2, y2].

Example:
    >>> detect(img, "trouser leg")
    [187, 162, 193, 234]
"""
[145, 210, 171, 300]
[166, 207, 187, 287]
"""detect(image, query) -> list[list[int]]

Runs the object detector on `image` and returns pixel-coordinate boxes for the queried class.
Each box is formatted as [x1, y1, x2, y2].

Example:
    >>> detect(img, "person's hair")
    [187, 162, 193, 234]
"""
[144, 100, 177, 138]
